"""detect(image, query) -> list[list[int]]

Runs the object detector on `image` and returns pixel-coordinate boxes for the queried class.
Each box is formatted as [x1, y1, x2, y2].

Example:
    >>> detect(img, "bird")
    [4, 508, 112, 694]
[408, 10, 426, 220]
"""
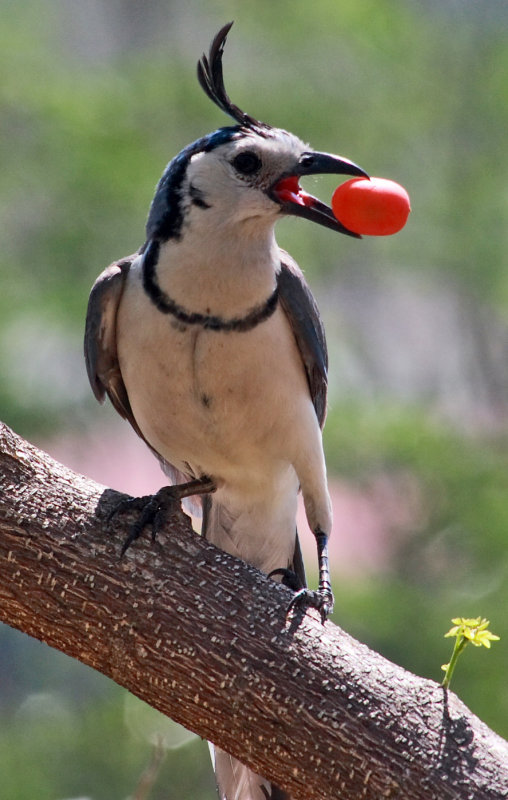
[85, 22, 367, 800]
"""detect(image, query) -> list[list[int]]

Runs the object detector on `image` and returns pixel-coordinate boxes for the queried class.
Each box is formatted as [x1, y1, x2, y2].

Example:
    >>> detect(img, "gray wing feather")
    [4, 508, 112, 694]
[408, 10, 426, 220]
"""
[278, 251, 327, 589]
[84, 252, 194, 491]
[84, 254, 143, 436]
[291, 529, 306, 590]
[277, 251, 328, 428]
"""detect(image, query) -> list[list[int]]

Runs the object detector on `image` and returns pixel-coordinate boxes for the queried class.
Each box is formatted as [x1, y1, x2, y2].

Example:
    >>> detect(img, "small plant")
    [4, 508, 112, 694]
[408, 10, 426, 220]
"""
[441, 617, 500, 689]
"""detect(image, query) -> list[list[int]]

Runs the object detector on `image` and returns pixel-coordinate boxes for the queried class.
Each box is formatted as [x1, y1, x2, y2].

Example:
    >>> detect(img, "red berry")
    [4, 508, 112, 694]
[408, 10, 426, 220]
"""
[331, 177, 411, 236]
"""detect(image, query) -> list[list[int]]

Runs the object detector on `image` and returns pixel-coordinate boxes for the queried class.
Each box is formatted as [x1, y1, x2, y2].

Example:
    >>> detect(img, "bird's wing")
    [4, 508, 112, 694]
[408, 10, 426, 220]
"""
[277, 251, 329, 591]
[277, 250, 328, 428]
[84, 252, 195, 490]
[84, 253, 145, 437]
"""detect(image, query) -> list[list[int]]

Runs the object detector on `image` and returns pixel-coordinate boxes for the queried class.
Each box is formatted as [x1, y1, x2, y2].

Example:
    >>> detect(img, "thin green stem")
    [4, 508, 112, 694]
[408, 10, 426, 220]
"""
[441, 635, 468, 689]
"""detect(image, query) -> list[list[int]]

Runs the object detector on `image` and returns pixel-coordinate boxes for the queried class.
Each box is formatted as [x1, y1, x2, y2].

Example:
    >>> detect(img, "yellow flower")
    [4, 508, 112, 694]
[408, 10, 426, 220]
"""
[441, 616, 500, 688]
[444, 617, 500, 649]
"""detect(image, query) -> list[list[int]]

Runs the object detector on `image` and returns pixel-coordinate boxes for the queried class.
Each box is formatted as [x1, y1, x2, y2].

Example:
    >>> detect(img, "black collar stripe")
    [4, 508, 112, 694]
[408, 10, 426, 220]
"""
[142, 240, 279, 333]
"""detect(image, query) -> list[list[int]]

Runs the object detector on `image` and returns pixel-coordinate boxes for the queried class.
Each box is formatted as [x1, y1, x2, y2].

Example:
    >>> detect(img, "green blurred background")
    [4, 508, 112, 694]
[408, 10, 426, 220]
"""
[1, 0, 507, 797]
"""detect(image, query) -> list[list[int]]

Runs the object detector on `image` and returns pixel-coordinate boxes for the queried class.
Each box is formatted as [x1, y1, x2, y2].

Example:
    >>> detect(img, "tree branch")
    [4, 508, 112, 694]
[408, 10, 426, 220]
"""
[1, 421, 507, 799]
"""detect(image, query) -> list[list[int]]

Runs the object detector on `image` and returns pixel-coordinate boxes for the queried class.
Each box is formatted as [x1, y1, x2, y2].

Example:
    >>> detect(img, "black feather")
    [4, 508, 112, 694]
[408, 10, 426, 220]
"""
[197, 22, 270, 133]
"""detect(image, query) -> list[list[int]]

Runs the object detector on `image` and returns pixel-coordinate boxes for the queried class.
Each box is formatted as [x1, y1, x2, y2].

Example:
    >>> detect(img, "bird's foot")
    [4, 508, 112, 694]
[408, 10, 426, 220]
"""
[108, 486, 181, 556]
[287, 587, 334, 625]
[268, 568, 333, 623]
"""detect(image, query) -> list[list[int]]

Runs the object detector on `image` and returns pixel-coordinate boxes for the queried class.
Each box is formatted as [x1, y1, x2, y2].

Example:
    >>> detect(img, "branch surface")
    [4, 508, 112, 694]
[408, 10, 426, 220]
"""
[1, 421, 507, 800]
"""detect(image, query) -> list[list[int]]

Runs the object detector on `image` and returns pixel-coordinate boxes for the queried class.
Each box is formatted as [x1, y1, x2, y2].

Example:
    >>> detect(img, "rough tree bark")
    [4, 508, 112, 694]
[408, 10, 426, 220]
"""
[0, 420, 507, 800]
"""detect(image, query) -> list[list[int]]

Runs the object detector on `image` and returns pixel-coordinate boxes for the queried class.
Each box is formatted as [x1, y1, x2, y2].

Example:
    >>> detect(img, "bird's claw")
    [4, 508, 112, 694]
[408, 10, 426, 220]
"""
[287, 587, 334, 625]
[107, 486, 180, 556]
[267, 567, 304, 592]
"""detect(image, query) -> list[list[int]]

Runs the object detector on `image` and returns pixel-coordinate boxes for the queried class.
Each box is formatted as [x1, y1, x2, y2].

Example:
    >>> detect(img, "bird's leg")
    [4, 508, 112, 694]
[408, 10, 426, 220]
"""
[107, 477, 216, 556]
[287, 528, 334, 624]
[315, 527, 334, 614]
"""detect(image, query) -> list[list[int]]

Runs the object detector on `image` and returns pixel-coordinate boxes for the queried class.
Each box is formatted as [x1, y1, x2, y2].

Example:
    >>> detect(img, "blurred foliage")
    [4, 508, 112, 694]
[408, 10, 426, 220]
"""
[0, 643, 214, 800]
[324, 402, 508, 735]
[1, 0, 508, 434]
[1, 0, 508, 797]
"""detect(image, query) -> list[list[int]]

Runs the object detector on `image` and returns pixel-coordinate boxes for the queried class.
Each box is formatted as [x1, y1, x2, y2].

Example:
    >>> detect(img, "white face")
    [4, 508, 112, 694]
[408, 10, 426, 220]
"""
[182, 129, 308, 227]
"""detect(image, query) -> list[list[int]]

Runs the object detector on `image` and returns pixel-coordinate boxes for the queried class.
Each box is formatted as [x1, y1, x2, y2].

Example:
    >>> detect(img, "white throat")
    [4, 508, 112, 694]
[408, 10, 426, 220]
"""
[152, 220, 280, 319]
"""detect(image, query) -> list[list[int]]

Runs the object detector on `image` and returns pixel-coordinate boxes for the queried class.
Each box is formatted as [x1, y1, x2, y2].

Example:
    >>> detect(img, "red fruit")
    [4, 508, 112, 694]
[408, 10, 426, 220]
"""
[331, 177, 411, 236]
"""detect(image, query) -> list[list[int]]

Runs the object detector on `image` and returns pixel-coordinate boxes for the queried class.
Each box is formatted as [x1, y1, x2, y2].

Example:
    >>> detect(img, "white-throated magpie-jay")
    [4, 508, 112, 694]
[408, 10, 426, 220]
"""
[85, 22, 367, 800]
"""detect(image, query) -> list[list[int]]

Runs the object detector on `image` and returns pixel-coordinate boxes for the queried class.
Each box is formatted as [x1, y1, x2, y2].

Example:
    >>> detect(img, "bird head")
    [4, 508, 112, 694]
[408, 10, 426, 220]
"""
[146, 23, 368, 242]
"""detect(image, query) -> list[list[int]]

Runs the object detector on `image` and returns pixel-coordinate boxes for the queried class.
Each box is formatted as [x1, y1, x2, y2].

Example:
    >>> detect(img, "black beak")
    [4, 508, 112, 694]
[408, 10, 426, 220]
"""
[271, 151, 369, 237]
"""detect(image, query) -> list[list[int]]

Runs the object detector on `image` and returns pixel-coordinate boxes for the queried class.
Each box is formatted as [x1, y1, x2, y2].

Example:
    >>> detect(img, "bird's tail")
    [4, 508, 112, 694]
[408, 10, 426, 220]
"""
[210, 745, 291, 800]
[202, 494, 303, 800]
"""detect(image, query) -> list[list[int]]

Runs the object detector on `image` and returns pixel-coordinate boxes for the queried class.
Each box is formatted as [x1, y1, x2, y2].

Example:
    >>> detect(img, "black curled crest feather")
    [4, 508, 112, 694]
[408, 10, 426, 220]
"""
[197, 22, 271, 134]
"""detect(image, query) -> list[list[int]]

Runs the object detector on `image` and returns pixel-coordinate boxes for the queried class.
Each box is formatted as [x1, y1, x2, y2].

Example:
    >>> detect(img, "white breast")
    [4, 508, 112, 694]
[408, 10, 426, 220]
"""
[116, 261, 313, 497]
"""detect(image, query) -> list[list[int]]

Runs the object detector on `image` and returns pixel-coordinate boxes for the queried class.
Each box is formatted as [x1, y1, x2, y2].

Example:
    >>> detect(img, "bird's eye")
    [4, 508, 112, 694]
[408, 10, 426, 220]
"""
[232, 151, 262, 175]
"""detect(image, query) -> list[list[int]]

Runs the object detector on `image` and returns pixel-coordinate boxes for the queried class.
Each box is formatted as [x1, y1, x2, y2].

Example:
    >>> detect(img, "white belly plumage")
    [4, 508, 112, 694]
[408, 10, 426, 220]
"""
[115, 269, 323, 573]
[117, 274, 312, 493]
